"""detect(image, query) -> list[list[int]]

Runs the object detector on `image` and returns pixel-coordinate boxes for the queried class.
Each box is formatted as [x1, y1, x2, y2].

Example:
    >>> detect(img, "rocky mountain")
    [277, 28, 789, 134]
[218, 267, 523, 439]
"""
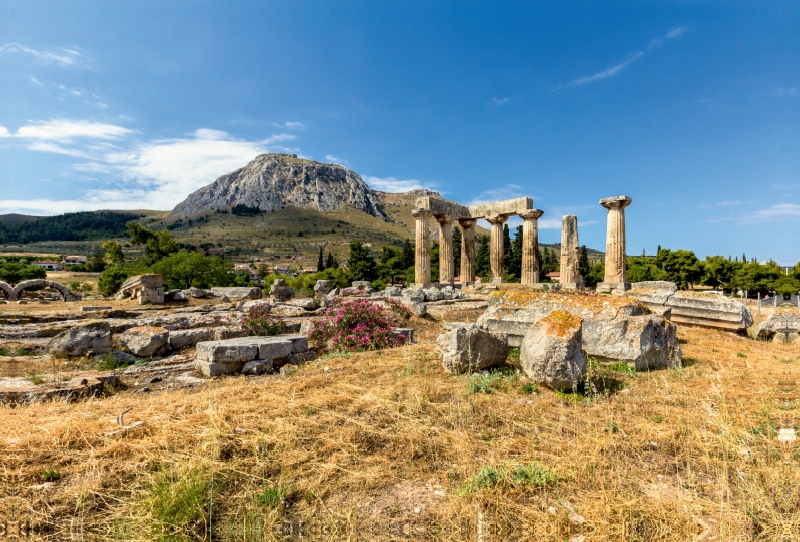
[170, 153, 389, 220]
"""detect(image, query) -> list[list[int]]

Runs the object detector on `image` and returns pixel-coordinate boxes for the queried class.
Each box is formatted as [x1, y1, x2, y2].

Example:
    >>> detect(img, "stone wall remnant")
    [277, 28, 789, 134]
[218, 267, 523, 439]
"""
[269, 278, 293, 302]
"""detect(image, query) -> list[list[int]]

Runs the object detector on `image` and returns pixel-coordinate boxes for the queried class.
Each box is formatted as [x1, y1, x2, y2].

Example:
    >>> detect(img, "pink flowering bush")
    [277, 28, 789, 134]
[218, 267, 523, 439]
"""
[308, 298, 411, 354]
[236, 303, 288, 336]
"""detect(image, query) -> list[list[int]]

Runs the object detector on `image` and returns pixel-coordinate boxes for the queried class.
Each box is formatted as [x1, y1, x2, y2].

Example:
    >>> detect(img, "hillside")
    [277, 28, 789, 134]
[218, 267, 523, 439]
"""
[0, 213, 39, 224]
[170, 153, 388, 220]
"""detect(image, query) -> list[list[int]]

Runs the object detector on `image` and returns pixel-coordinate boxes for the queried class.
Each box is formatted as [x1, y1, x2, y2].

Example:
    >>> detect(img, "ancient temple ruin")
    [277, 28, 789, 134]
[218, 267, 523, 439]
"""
[411, 194, 632, 290]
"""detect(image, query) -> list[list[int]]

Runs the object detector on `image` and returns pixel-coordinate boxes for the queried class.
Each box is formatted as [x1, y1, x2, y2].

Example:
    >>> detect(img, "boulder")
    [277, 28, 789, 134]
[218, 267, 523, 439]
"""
[288, 298, 320, 310]
[241, 359, 274, 375]
[237, 299, 271, 312]
[210, 287, 262, 301]
[118, 326, 169, 357]
[188, 288, 208, 298]
[168, 328, 214, 350]
[477, 291, 681, 370]
[628, 289, 753, 332]
[520, 310, 586, 391]
[270, 305, 308, 318]
[93, 350, 138, 366]
[172, 291, 188, 302]
[48, 321, 112, 357]
[423, 288, 444, 302]
[313, 280, 334, 297]
[755, 309, 800, 343]
[436, 324, 508, 375]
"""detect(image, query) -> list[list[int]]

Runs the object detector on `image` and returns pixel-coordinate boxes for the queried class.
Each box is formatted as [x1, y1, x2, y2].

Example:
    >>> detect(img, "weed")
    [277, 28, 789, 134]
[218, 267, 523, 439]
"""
[736, 352, 747, 358]
[466, 366, 516, 394]
[27, 373, 44, 385]
[398, 363, 415, 377]
[41, 467, 60, 482]
[301, 407, 318, 416]
[520, 382, 539, 395]
[321, 352, 351, 360]
[682, 357, 698, 368]
[0, 347, 8, 356]
[605, 421, 619, 433]
[459, 463, 560, 495]
[651, 415, 665, 423]
[608, 362, 635, 376]
[506, 346, 520, 363]
[256, 482, 291, 509]
[16, 347, 30, 356]
[95, 353, 130, 371]
[145, 467, 211, 540]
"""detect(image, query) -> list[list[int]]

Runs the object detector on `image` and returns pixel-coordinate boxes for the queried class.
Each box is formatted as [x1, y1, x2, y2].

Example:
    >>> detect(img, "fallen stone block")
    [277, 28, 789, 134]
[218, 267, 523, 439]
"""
[168, 328, 214, 350]
[631, 281, 678, 291]
[237, 299, 271, 312]
[81, 306, 112, 312]
[242, 359, 274, 375]
[288, 298, 319, 310]
[48, 321, 112, 357]
[519, 310, 586, 391]
[755, 309, 800, 343]
[436, 324, 508, 375]
[210, 287, 262, 300]
[119, 326, 170, 357]
[196, 341, 259, 363]
[194, 360, 245, 377]
[628, 288, 753, 332]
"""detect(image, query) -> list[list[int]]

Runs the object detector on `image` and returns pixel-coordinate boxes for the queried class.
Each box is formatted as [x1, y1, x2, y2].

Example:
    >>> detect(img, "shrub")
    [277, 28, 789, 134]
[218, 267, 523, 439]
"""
[307, 298, 409, 354]
[41, 467, 60, 482]
[145, 467, 211, 539]
[236, 304, 287, 336]
[458, 462, 560, 495]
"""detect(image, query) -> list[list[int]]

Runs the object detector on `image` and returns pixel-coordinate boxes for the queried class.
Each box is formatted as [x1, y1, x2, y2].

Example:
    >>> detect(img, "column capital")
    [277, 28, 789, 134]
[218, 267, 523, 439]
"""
[435, 215, 456, 224]
[600, 196, 632, 210]
[485, 213, 509, 224]
[457, 218, 477, 228]
[519, 209, 544, 220]
[411, 208, 434, 219]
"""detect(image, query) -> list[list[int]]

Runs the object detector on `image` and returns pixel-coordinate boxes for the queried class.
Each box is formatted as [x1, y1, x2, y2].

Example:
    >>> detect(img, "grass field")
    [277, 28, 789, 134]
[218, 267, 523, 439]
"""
[2, 309, 797, 541]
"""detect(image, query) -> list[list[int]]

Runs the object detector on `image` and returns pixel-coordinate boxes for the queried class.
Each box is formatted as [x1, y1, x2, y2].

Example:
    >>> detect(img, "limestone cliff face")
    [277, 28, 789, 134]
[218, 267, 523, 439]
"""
[169, 153, 389, 220]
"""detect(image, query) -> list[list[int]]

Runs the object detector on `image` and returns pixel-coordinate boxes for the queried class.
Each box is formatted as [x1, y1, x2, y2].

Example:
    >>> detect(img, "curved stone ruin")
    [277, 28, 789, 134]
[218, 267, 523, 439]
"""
[0, 279, 78, 302]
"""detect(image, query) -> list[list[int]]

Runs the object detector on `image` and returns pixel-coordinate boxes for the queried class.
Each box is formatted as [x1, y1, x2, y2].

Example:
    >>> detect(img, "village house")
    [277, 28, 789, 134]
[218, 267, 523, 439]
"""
[63, 255, 87, 265]
[32, 260, 64, 271]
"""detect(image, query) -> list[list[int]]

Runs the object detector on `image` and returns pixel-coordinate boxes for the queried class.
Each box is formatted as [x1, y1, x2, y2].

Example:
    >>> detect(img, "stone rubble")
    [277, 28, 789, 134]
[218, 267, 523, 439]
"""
[436, 323, 508, 375]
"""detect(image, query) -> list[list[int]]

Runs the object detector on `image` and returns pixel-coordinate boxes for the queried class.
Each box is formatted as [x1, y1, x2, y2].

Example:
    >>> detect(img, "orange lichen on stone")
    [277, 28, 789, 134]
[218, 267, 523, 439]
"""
[541, 309, 582, 338]
[492, 290, 650, 316]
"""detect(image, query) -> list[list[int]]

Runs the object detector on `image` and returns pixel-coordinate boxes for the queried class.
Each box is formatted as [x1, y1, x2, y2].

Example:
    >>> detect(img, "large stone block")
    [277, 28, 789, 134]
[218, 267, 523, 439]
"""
[196, 340, 259, 363]
[168, 328, 214, 350]
[118, 326, 169, 357]
[520, 310, 586, 391]
[477, 291, 681, 370]
[628, 288, 753, 332]
[436, 324, 508, 375]
[194, 360, 245, 377]
[210, 287, 262, 300]
[48, 321, 112, 357]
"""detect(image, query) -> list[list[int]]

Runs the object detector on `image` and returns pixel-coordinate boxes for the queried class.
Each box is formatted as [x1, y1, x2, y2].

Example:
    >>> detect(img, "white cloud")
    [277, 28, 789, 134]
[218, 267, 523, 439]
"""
[649, 26, 688, 50]
[0, 126, 10, 137]
[568, 52, 644, 87]
[773, 88, 799, 97]
[274, 121, 306, 130]
[30, 77, 44, 86]
[708, 203, 800, 224]
[698, 200, 742, 208]
[0, 124, 297, 213]
[325, 154, 351, 168]
[365, 176, 429, 193]
[493, 97, 510, 105]
[15, 119, 134, 140]
[467, 184, 530, 206]
[0, 42, 87, 67]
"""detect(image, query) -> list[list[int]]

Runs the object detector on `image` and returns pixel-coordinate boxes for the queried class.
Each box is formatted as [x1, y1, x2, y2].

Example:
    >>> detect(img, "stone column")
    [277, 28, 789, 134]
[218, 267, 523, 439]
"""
[411, 208, 433, 286]
[519, 209, 544, 284]
[559, 215, 583, 288]
[458, 218, 477, 285]
[437, 216, 455, 285]
[597, 195, 632, 294]
[486, 214, 508, 283]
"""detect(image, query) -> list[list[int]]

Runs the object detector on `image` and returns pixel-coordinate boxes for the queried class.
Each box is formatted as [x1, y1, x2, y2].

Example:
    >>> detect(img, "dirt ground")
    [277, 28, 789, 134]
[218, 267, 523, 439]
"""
[0, 305, 798, 541]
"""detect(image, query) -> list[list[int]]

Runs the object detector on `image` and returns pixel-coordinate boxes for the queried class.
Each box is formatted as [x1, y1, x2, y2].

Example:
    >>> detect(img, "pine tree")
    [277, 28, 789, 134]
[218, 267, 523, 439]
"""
[317, 246, 325, 271]
[452, 225, 462, 276]
[579, 245, 591, 278]
[508, 225, 523, 279]
[401, 239, 414, 269]
[503, 224, 512, 270]
[346, 240, 376, 281]
[326, 252, 338, 269]
[475, 234, 490, 279]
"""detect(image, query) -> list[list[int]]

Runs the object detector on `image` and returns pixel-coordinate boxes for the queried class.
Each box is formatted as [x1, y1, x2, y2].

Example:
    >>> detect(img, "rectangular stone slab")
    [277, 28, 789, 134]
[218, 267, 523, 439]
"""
[195, 360, 245, 377]
[196, 341, 258, 363]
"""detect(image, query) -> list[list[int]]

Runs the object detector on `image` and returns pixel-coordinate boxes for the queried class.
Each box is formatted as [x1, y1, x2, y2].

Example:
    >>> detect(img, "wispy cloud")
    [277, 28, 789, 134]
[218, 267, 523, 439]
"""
[568, 52, 644, 87]
[708, 203, 800, 224]
[365, 176, 430, 193]
[14, 119, 134, 140]
[493, 97, 510, 106]
[773, 88, 799, 97]
[325, 154, 350, 168]
[0, 127, 10, 138]
[0, 42, 87, 67]
[0, 123, 296, 213]
[274, 121, 306, 130]
[467, 184, 531, 206]
[698, 200, 742, 208]
[557, 26, 687, 90]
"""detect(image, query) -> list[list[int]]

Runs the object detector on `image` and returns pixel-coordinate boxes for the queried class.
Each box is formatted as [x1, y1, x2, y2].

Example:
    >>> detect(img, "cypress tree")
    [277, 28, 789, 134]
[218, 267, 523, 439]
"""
[317, 246, 325, 271]
[508, 225, 523, 279]
[452, 225, 462, 276]
[475, 234, 490, 279]
[401, 239, 414, 269]
[326, 252, 338, 269]
[503, 224, 512, 270]
[579, 245, 591, 277]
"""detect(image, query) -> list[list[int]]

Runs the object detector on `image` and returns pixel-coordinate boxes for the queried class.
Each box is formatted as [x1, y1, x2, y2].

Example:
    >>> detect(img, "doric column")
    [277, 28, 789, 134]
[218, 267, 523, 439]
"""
[411, 208, 433, 285]
[519, 209, 544, 284]
[437, 216, 455, 285]
[486, 214, 508, 283]
[600, 195, 632, 287]
[458, 218, 477, 285]
[559, 215, 583, 287]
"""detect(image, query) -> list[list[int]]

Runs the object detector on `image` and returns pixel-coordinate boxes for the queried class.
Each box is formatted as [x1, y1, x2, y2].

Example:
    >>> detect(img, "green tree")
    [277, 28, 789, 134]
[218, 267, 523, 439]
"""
[346, 240, 377, 282]
[85, 249, 107, 272]
[149, 252, 233, 290]
[0, 262, 46, 285]
[102, 240, 126, 266]
[586, 262, 605, 286]
[702, 255, 740, 291]
[97, 266, 132, 296]
[539, 247, 558, 278]
[377, 246, 406, 285]
[657, 249, 704, 289]
[502, 224, 512, 272]
[507, 225, 523, 280]
[126, 222, 178, 264]
[734, 261, 782, 294]
[772, 275, 800, 296]
[452, 225, 462, 276]
[475, 234, 490, 280]
[578, 246, 591, 279]
[317, 247, 325, 271]
[626, 256, 667, 283]
[326, 252, 338, 269]
[430, 241, 440, 281]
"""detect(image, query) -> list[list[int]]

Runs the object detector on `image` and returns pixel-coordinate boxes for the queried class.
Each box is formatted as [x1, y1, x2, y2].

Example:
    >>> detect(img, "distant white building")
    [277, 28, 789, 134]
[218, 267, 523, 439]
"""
[275, 264, 291, 274]
[63, 255, 87, 265]
[32, 260, 64, 271]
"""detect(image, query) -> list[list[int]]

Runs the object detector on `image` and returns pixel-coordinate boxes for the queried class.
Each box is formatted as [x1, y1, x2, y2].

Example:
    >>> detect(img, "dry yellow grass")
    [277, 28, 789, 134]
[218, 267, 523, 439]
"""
[1, 317, 798, 541]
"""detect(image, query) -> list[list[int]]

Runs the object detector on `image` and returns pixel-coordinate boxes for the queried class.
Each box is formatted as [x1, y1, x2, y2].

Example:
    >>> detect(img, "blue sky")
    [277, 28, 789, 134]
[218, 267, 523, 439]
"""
[0, 1, 798, 264]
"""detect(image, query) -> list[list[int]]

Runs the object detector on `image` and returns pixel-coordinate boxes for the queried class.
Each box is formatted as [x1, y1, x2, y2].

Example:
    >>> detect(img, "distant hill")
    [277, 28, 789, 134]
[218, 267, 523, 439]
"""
[170, 153, 389, 221]
[0, 211, 146, 244]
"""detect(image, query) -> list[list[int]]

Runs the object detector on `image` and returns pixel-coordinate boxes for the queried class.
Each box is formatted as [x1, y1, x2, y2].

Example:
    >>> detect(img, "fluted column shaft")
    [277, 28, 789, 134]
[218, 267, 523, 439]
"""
[520, 209, 544, 284]
[486, 214, 508, 283]
[600, 196, 632, 284]
[458, 218, 476, 284]
[560, 215, 582, 286]
[412, 209, 433, 285]
[437, 216, 455, 285]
